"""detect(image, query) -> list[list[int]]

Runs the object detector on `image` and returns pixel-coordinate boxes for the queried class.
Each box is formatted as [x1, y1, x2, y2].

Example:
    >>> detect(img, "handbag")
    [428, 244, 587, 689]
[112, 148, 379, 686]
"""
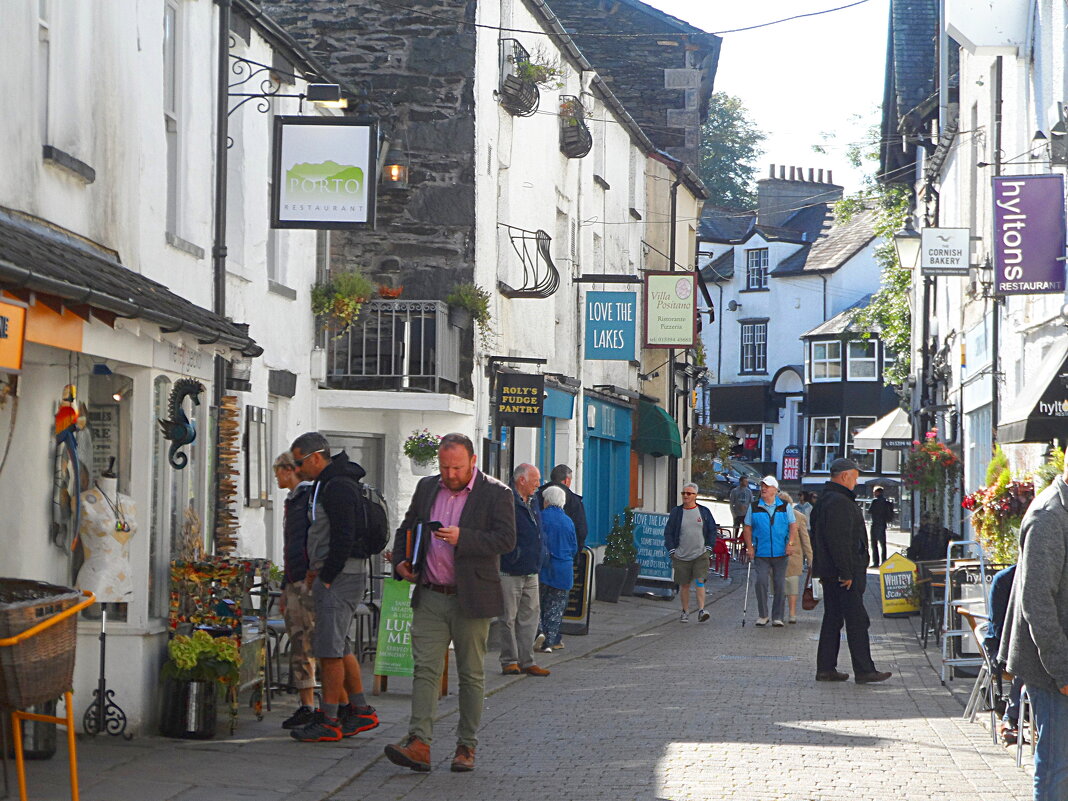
[801, 569, 819, 610]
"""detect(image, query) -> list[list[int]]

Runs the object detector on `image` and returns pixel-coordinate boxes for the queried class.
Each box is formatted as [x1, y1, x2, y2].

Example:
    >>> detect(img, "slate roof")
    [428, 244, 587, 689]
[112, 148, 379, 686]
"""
[699, 206, 754, 242]
[699, 202, 835, 246]
[0, 207, 260, 354]
[801, 294, 878, 338]
[700, 248, 735, 282]
[773, 207, 878, 275]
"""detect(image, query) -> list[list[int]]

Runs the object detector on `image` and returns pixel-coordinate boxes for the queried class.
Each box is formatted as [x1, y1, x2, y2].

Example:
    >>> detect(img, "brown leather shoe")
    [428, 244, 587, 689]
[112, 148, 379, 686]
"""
[522, 664, 550, 677]
[384, 736, 431, 772]
[451, 744, 475, 772]
[815, 671, 849, 682]
[501, 663, 521, 675]
[855, 670, 893, 684]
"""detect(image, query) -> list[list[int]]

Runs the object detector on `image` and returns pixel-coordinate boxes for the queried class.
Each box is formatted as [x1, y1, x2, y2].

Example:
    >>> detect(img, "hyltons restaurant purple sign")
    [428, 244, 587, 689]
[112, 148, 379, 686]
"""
[992, 174, 1066, 295]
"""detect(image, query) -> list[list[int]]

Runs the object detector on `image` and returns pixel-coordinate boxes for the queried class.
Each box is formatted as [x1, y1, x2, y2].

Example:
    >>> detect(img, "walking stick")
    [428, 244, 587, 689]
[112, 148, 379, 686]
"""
[741, 556, 752, 627]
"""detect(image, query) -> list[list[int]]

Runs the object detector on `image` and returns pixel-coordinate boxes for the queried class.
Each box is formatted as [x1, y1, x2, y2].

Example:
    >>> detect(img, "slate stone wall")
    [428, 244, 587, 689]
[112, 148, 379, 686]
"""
[261, 0, 478, 301]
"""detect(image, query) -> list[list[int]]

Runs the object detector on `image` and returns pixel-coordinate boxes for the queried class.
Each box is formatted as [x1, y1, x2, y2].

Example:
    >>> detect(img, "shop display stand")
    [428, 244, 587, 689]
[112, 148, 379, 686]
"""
[81, 610, 131, 739]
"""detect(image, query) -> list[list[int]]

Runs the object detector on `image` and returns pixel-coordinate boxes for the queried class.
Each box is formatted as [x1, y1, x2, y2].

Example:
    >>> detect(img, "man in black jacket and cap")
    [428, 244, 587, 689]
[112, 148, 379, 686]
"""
[810, 457, 892, 684]
[537, 464, 588, 551]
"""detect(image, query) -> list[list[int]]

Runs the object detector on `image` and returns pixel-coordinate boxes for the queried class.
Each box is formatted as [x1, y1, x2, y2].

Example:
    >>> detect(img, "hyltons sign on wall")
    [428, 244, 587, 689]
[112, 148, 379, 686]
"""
[271, 116, 378, 229]
[644, 272, 696, 348]
[992, 174, 1066, 295]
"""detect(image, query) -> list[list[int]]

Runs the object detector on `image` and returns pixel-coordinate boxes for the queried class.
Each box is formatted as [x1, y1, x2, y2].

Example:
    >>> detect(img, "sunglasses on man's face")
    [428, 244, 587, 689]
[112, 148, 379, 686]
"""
[293, 449, 325, 467]
[681, 491, 696, 496]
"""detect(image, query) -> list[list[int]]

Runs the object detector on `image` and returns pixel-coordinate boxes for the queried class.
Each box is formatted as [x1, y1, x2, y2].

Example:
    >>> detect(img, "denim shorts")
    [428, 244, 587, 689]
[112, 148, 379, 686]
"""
[311, 572, 365, 658]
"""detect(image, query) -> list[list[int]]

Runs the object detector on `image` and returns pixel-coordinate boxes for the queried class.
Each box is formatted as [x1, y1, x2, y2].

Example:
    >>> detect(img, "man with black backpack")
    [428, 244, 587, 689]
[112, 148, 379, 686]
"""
[289, 432, 380, 743]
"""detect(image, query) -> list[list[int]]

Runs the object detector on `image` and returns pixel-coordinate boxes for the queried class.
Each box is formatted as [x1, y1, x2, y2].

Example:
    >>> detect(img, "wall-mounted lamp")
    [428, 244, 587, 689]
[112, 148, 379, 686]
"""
[111, 389, 126, 403]
[893, 216, 922, 270]
[305, 83, 348, 109]
[382, 142, 410, 191]
[1031, 130, 1049, 160]
[226, 353, 254, 392]
[726, 299, 742, 312]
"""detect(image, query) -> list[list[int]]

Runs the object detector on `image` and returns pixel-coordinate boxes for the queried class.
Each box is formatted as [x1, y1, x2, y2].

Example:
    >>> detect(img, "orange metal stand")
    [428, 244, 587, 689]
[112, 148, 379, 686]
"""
[1, 590, 95, 801]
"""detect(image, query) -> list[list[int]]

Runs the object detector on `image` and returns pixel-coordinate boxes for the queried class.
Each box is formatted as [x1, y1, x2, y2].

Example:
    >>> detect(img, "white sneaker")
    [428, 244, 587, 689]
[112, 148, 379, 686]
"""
[697, 609, 710, 623]
[533, 633, 546, 650]
[772, 619, 785, 627]
[680, 611, 690, 623]
[755, 617, 769, 627]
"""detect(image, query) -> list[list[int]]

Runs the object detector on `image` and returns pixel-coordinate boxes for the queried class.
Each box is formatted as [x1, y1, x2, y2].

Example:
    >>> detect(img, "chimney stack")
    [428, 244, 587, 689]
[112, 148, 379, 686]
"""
[808, 168, 814, 182]
[827, 170, 833, 183]
[779, 165, 786, 179]
[817, 169, 824, 183]
[789, 166, 796, 180]
[769, 163, 776, 177]
[757, 163, 843, 226]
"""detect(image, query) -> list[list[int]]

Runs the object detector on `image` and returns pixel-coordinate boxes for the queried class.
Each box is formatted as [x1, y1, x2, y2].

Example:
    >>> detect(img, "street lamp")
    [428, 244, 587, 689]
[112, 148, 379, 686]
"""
[893, 216, 922, 270]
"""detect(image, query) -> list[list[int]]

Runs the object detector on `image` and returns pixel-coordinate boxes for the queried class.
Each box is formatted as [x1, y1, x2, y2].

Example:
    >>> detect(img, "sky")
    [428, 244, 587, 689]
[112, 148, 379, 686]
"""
[642, 0, 891, 194]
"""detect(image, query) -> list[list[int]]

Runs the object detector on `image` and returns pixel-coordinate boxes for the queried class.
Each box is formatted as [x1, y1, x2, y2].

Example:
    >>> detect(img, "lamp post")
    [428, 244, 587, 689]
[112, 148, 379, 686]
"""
[894, 214, 925, 538]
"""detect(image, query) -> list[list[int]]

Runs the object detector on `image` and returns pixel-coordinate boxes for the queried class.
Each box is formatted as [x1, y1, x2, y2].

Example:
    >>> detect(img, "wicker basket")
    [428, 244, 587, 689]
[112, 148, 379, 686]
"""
[0, 578, 82, 709]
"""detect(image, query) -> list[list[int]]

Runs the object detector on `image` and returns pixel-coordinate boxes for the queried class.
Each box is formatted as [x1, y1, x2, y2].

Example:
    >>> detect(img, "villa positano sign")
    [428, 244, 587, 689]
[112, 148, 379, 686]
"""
[644, 272, 697, 348]
[271, 116, 378, 230]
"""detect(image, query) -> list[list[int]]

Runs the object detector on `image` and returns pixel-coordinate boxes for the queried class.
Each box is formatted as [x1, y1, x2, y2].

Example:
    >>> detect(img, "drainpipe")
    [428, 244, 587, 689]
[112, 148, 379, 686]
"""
[212, 0, 232, 548]
[991, 55, 1003, 449]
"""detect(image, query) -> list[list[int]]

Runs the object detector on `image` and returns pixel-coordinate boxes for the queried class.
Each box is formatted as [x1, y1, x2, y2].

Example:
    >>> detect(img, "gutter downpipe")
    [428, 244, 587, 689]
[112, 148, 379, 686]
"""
[212, 0, 232, 551]
[991, 55, 1003, 449]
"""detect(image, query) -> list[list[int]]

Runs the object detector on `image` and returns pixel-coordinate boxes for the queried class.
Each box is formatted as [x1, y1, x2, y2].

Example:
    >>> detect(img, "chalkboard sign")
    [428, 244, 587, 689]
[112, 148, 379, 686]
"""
[560, 548, 593, 635]
[633, 511, 672, 582]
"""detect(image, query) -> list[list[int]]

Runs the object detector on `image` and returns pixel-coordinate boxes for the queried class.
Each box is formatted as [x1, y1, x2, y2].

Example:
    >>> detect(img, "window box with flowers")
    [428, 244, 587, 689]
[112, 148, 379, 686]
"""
[559, 95, 592, 158]
[404, 429, 441, 475]
[902, 428, 961, 525]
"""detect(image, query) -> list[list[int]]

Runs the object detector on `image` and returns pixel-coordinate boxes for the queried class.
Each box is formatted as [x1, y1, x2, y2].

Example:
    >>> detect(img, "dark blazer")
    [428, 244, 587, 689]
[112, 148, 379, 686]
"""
[810, 480, 869, 583]
[391, 470, 516, 619]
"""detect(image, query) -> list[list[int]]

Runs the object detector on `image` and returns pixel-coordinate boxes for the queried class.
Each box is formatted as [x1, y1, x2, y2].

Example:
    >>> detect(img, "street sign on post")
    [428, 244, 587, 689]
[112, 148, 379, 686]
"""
[920, 228, 970, 276]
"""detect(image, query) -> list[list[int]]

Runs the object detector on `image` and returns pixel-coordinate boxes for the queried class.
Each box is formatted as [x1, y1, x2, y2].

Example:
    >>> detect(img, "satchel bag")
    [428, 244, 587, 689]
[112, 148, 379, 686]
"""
[801, 569, 819, 610]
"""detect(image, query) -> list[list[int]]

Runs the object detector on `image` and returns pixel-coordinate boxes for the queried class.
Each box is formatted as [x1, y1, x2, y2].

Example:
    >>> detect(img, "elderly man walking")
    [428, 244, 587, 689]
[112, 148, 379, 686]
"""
[664, 482, 717, 623]
[1001, 459, 1068, 800]
[493, 464, 551, 677]
[810, 457, 891, 684]
[385, 433, 515, 773]
[743, 476, 797, 627]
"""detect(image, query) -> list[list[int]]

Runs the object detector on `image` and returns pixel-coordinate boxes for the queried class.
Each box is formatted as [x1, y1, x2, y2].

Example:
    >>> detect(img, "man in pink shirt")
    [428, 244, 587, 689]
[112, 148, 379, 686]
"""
[384, 433, 515, 774]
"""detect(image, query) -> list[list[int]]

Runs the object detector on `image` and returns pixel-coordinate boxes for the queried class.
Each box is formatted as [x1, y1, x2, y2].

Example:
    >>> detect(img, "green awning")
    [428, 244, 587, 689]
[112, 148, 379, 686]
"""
[633, 400, 682, 458]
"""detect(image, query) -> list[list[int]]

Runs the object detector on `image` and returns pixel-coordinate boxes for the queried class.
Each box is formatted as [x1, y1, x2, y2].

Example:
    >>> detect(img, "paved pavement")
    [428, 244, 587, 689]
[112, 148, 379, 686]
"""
[11, 543, 1034, 801]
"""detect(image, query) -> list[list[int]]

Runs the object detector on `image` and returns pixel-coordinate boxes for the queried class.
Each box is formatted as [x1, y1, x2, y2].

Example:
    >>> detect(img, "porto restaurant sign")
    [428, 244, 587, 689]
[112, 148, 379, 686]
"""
[644, 271, 697, 349]
[992, 174, 1066, 295]
[271, 116, 378, 230]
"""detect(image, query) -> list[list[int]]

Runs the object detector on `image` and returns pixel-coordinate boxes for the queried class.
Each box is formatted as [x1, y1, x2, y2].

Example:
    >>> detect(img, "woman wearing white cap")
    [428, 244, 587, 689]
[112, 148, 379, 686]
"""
[742, 475, 797, 627]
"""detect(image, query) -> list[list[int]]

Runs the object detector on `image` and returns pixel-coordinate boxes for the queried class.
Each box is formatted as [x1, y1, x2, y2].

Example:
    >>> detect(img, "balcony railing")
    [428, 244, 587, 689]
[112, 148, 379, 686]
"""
[325, 300, 460, 394]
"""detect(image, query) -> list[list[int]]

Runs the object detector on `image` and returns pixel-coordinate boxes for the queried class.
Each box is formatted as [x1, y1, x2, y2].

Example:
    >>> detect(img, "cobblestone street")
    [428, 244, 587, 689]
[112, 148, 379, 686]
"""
[346, 574, 1031, 801]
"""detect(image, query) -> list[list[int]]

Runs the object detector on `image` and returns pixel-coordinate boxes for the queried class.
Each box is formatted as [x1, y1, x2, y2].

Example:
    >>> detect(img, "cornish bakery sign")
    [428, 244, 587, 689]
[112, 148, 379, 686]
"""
[271, 116, 378, 230]
[992, 175, 1066, 295]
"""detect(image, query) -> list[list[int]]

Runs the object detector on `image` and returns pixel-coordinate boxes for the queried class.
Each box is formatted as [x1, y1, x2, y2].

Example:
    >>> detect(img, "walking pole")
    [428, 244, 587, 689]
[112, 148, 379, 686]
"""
[741, 556, 752, 627]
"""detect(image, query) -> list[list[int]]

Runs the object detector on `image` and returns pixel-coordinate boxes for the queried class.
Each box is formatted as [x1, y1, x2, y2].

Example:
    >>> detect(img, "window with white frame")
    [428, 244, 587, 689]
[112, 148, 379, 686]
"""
[847, 416, 877, 472]
[745, 248, 769, 290]
[740, 320, 768, 374]
[809, 416, 840, 472]
[163, 0, 181, 236]
[847, 340, 878, 381]
[810, 340, 841, 381]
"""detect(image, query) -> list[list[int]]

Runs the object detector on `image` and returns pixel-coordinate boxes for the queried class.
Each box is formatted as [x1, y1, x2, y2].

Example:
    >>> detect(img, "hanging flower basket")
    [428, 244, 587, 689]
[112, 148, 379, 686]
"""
[404, 429, 440, 476]
[902, 428, 961, 524]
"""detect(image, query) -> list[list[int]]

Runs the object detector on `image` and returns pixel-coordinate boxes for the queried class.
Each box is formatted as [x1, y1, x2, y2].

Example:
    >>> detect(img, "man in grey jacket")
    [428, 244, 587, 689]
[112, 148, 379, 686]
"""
[1001, 461, 1068, 801]
[729, 476, 753, 538]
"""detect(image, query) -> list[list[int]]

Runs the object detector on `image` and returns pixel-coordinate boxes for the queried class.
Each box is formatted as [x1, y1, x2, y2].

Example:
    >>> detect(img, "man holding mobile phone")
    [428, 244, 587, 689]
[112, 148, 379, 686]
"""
[385, 433, 515, 774]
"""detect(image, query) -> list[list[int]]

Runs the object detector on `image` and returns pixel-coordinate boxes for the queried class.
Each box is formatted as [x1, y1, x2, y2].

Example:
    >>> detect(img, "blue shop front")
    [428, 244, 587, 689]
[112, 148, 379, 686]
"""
[582, 395, 632, 547]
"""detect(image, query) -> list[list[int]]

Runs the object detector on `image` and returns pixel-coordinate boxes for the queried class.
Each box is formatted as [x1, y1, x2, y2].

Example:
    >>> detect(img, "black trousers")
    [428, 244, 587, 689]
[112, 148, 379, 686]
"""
[816, 574, 876, 675]
[870, 523, 886, 565]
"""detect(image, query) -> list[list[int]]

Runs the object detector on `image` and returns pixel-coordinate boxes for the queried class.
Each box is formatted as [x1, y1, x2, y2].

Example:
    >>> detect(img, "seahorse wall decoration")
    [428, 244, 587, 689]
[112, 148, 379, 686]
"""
[158, 378, 205, 469]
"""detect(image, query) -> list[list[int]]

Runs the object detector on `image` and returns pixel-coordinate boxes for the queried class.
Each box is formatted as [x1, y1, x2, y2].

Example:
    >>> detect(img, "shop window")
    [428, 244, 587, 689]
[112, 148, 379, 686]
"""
[810, 340, 841, 381]
[809, 417, 840, 473]
[847, 416, 876, 472]
[745, 248, 769, 290]
[245, 405, 272, 508]
[847, 340, 878, 381]
[882, 447, 902, 475]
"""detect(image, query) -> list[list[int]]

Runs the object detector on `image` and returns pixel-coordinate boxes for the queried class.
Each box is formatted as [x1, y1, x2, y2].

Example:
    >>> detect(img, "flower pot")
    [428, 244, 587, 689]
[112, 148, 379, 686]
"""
[410, 457, 436, 476]
[621, 562, 641, 597]
[159, 677, 218, 740]
[448, 306, 473, 330]
[594, 564, 627, 603]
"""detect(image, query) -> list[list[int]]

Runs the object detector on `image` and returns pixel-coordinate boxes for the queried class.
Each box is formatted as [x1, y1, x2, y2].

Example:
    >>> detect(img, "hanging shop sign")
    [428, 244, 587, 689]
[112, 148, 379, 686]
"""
[0, 298, 26, 374]
[271, 116, 378, 230]
[633, 510, 673, 582]
[920, 227, 970, 276]
[992, 174, 1067, 295]
[495, 372, 544, 428]
[644, 272, 697, 348]
[585, 291, 637, 360]
[781, 445, 801, 481]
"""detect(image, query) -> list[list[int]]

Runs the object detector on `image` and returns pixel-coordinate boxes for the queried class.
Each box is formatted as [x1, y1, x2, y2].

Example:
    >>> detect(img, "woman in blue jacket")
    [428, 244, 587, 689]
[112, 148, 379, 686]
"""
[538, 486, 578, 651]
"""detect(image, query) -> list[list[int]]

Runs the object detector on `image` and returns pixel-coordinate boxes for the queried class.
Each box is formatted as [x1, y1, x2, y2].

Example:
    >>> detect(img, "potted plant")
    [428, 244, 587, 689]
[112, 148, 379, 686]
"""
[445, 282, 493, 347]
[159, 630, 241, 739]
[377, 284, 404, 299]
[311, 269, 375, 333]
[558, 96, 592, 159]
[404, 429, 441, 476]
[595, 509, 640, 603]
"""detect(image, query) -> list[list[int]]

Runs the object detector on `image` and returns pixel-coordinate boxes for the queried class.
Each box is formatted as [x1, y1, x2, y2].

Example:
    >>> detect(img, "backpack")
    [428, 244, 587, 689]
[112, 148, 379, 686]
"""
[352, 481, 389, 559]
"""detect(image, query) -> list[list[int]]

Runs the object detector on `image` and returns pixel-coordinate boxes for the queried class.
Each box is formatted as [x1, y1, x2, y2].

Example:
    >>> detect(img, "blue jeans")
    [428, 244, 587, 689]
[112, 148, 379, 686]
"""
[1028, 685, 1068, 800]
